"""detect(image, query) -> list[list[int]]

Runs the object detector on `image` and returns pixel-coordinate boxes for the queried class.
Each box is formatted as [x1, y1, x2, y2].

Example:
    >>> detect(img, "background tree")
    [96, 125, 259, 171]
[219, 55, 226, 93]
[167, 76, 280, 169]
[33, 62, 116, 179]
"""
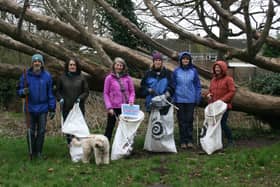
[0, 0, 280, 128]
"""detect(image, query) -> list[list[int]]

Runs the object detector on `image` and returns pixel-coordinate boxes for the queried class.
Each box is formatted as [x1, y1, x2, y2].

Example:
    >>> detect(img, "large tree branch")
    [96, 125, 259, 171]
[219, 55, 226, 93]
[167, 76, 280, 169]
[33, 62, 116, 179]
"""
[1, 0, 280, 72]
[48, 0, 113, 67]
[143, 0, 280, 72]
[207, 0, 280, 47]
[94, 0, 178, 59]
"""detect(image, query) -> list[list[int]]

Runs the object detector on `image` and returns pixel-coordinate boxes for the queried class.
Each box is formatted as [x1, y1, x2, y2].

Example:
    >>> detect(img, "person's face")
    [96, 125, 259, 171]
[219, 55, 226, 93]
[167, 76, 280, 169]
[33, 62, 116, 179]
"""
[214, 65, 222, 75]
[32, 60, 42, 72]
[68, 60, 77, 72]
[153, 59, 162, 69]
[181, 57, 190, 65]
[114, 62, 124, 73]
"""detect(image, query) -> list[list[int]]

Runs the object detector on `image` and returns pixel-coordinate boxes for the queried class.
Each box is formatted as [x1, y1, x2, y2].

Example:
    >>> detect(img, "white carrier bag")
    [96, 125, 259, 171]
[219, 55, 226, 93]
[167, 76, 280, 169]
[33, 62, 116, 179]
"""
[111, 111, 145, 160]
[69, 139, 85, 163]
[200, 100, 227, 155]
[144, 95, 177, 153]
[61, 103, 90, 162]
[61, 103, 90, 138]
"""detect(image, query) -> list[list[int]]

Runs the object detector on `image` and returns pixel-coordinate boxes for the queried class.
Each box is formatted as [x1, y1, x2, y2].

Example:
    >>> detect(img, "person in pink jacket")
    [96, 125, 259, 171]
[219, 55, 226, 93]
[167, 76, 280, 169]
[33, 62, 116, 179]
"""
[103, 57, 135, 141]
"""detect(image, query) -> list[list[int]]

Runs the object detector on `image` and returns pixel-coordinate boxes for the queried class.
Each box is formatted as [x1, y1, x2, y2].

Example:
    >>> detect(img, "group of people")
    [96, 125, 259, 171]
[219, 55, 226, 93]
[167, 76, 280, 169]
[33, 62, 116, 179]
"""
[17, 51, 235, 159]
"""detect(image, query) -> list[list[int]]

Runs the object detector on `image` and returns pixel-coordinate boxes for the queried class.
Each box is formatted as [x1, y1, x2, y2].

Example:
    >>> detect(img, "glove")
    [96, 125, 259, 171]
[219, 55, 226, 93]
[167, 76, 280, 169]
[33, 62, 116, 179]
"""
[48, 110, 55, 120]
[75, 98, 80, 103]
[164, 91, 170, 98]
[23, 88, 29, 95]
[148, 88, 156, 95]
[59, 98, 64, 110]
[59, 98, 64, 104]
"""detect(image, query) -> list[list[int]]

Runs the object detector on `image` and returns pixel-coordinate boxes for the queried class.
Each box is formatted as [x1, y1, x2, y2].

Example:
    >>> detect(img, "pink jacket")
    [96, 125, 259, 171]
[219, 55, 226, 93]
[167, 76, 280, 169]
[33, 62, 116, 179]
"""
[103, 73, 135, 110]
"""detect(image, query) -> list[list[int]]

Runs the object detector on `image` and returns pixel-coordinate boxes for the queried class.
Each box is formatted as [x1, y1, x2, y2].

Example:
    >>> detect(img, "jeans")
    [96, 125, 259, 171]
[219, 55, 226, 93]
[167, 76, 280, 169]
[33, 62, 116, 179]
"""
[176, 103, 195, 144]
[221, 110, 233, 143]
[28, 112, 47, 156]
[104, 108, 121, 141]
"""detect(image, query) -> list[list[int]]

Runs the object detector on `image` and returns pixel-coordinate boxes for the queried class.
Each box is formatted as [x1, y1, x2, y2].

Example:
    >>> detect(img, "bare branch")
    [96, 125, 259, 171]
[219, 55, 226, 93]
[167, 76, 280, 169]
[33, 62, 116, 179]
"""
[93, 0, 178, 59]
[48, 0, 113, 67]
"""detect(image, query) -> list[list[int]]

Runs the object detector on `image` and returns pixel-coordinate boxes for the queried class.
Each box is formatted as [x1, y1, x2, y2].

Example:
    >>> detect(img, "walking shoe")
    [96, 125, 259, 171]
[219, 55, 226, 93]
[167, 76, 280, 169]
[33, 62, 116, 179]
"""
[187, 143, 195, 149]
[180, 143, 187, 149]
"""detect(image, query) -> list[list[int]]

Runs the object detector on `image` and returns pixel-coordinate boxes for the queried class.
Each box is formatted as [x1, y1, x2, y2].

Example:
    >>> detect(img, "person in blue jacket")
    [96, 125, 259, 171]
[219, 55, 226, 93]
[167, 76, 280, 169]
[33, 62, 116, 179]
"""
[17, 54, 56, 159]
[173, 51, 201, 149]
[140, 52, 174, 112]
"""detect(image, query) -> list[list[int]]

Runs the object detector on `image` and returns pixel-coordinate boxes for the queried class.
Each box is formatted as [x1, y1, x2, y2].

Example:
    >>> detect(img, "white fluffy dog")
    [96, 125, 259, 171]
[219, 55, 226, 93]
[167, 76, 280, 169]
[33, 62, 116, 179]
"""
[71, 134, 110, 165]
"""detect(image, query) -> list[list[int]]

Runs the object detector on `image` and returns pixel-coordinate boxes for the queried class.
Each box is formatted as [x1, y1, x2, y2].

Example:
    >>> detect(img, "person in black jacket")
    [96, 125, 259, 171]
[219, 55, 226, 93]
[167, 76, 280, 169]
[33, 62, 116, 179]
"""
[56, 58, 89, 145]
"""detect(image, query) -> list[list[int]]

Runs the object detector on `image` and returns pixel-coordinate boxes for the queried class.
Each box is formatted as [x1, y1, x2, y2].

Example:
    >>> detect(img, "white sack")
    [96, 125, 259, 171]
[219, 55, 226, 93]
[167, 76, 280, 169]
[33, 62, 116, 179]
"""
[200, 100, 227, 155]
[69, 143, 83, 163]
[144, 105, 177, 153]
[62, 103, 90, 138]
[111, 111, 145, 160]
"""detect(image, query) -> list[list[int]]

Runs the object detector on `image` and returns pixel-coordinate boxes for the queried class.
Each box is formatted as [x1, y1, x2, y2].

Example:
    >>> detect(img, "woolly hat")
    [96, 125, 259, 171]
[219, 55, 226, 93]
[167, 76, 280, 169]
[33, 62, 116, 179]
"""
[31, 54, 44, 66]
[152, 52, 163, 61]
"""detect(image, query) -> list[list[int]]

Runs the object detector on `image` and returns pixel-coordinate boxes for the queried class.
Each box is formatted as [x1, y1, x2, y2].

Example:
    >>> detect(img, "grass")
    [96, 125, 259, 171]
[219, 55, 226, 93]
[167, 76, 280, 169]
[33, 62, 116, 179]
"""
[0, 132, 280, 187]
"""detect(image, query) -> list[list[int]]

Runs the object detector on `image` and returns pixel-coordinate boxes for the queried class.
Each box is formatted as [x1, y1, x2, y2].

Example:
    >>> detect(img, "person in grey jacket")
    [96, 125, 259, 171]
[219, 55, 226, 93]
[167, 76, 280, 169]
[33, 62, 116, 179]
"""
[173, 51, 201, 149]
[56, 58, 89, 145]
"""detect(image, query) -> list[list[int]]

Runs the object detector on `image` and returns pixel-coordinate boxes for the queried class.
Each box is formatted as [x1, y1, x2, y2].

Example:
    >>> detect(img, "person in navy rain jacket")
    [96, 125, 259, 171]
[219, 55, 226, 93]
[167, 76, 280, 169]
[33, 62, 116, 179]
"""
[140, 52, 174, 113]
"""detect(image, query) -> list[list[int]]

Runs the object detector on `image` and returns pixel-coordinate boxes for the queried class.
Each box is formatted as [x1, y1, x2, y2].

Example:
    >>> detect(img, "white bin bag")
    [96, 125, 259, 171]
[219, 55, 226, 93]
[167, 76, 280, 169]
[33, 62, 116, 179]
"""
[111, 111, 145, 160]
[200, 100, 227, 155]
[61, 103, 90, 138]
[144, 95, 177, 153]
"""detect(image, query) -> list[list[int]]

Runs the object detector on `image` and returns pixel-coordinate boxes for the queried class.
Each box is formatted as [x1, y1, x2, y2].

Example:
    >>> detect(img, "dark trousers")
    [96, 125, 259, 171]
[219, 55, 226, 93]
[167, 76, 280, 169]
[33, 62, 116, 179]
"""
[28, 112, 47, 156]
[176, 103, 195, 144]
[221, 110, 233, 143]
[104, 108, 121, 141]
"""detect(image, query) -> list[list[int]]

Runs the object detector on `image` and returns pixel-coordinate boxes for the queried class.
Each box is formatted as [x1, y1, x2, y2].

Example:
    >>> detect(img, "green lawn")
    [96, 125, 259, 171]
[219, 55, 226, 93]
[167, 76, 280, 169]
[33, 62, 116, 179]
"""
[0, 133, 280, 187]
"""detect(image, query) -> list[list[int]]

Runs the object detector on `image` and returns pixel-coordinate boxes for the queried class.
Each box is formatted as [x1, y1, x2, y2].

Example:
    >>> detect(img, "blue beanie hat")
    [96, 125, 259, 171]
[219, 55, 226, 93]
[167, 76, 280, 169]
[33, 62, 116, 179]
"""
[31, 54, 44, 66]
[152, 52, 163, 61]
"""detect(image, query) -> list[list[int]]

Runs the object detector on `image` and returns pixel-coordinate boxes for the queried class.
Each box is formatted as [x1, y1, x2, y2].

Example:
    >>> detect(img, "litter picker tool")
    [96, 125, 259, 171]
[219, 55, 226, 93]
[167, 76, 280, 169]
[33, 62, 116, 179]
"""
[23, 68, 32, 160]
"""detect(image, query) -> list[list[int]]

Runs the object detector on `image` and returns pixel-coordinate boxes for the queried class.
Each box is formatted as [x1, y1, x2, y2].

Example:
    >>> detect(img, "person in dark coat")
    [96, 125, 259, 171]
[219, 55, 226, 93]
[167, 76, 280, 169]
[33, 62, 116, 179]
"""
[140, 52, 174, 113]
[56, 58, 89, 145]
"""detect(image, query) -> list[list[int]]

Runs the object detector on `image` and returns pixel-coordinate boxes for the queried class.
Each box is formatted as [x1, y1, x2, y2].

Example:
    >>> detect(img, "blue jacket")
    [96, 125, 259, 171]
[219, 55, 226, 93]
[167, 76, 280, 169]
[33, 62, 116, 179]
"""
[173, 51, 201, 104]
[17, 68, 56, 113]
[140, 67, 174, 111]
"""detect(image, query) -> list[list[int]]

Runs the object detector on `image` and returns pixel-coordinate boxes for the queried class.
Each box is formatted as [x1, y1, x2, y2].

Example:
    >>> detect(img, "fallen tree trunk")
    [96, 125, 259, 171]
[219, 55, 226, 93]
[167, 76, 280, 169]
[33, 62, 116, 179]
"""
[1, 62, 280, 128]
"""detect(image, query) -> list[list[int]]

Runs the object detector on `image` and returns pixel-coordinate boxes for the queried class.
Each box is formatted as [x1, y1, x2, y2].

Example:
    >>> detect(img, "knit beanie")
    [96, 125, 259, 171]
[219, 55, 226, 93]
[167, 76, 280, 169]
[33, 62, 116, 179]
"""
[152, 52, 163, 61]
[31, 54, 44, 66]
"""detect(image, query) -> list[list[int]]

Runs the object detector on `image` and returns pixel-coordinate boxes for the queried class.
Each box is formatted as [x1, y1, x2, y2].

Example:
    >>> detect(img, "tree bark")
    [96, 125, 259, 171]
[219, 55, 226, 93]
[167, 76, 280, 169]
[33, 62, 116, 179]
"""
[0, 0, 280, 127]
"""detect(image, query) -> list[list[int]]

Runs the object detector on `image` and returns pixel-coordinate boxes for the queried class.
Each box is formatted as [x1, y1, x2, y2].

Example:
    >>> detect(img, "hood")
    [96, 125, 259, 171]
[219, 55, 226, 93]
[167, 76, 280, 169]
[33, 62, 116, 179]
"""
[178, 51, 193, 67]
[213, 60, 228, 77]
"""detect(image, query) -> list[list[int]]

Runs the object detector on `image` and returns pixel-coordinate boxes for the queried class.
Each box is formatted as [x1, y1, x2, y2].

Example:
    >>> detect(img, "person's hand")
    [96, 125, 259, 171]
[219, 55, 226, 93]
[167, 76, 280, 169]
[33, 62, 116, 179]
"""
[164, 91, 170, 98]
[129, 101, 134, 106]
[48, 110, 55, 120]
[75, 98, 80, 103]
[148, 88, 156, 95]
[59, 98, 64, 104]
[23, 88, 29, 95]
[59, 98, 64, 110]
[206, 93, 213, 101]
[108, 109, 114, 116]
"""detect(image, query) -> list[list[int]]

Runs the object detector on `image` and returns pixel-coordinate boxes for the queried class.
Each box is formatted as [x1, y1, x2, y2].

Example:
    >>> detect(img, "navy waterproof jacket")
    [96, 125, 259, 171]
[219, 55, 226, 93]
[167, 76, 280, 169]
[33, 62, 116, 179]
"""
[173, 51, 201, 104]
[140, 67, 174, 112]
[17, 68, 56, 113]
